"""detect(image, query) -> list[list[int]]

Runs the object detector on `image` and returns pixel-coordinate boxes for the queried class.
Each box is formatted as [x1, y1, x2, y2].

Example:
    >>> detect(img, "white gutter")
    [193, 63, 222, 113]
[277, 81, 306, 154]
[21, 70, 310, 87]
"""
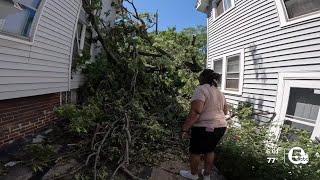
[68, 0, 82, 91]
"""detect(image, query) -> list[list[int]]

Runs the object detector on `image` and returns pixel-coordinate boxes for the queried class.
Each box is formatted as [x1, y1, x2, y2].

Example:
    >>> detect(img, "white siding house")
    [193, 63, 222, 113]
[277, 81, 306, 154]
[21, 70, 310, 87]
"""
[0, 0, 82, 100]
[197, 0, 320, 140]
[0, 0, 118, 147]
[0, 0, 119, 101]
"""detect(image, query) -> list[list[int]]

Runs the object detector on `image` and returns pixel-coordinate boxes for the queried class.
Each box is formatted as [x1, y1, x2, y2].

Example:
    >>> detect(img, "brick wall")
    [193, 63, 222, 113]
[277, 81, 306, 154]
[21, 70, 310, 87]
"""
[0, 93, 61, 147]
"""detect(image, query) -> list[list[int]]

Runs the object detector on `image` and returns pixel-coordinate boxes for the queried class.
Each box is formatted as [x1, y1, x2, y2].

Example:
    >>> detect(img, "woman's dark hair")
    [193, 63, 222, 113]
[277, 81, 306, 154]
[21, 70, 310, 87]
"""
[199, 69, 222, 87]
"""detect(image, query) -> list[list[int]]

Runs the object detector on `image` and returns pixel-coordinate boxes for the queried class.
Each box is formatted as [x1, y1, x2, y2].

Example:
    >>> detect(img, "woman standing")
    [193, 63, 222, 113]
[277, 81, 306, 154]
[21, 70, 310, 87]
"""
[180, 69, 228, 180]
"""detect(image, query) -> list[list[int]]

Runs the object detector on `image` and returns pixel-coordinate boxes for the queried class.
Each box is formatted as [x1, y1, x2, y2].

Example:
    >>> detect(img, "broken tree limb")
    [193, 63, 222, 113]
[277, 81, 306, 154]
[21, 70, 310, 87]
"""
[120, 166, 145, 180]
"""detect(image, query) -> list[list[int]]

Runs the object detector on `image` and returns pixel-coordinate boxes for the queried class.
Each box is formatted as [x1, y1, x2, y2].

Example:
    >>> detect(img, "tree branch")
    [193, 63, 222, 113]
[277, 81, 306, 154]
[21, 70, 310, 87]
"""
[138, 51, 163, 57]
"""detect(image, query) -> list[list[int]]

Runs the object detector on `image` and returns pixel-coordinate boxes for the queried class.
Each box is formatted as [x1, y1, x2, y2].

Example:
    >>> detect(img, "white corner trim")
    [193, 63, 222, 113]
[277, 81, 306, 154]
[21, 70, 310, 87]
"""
[274, 0, 320, 27]
[68, 0, 82, 91]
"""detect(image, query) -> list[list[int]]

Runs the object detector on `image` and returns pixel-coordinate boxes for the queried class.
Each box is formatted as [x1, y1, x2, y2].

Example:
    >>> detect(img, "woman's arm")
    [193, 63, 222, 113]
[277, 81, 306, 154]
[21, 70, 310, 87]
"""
[182, 100, 204, 132]
[223, 98, 232, 121]
[223, 103, 229, 115]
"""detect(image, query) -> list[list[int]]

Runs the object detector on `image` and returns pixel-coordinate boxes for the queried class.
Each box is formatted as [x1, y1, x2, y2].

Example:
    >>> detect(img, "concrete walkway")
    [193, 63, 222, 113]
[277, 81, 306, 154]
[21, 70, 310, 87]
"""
[149, 161, 226, 180]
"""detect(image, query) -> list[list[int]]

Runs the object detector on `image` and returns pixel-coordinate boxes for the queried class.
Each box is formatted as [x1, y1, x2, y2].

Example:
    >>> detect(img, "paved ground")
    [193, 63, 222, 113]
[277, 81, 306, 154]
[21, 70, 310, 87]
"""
[149, 160, 226, 180]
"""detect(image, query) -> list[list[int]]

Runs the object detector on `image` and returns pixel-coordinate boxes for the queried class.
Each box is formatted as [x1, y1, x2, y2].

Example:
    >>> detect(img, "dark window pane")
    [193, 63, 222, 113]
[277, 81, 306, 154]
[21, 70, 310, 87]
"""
[284, 0, 320, 19]
[216, 0, 224, 17]
[0, 5, 36, 37]
[286, 87, 320, 123]
[213, 59, 223, 87]
[213, 59, 223, 74]
[227, 55, 240, 73]
[223, 0, 232, 11]
[20, 0, 41, 9]
[226, 79, 239, 90]
[225, 54, 240, 91]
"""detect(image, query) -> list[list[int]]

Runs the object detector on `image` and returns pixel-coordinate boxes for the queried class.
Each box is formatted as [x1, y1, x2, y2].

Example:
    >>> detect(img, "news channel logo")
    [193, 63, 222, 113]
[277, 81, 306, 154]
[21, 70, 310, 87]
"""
[267, 146, 320, 165]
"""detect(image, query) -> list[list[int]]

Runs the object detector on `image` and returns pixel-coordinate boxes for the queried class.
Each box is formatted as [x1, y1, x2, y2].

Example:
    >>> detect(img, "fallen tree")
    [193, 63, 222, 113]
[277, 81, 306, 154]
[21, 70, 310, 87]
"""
[55, 0, 207, 179]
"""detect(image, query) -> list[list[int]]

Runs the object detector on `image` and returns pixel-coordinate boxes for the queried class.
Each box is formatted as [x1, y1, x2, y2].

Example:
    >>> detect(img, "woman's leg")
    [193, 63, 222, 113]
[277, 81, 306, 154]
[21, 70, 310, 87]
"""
[190, 154, 201, 175]
[204, 152, 214, 176]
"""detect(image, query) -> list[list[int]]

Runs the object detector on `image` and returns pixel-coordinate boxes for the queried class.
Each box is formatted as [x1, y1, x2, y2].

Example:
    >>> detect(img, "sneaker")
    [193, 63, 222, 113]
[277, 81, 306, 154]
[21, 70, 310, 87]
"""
[201, 169, 210, 180]
[179, 170, 199, 180]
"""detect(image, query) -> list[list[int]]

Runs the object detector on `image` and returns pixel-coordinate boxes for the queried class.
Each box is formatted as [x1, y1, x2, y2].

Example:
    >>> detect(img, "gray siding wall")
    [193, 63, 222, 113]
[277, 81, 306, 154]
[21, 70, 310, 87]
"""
[207, 0, 320, 121]
[0, 0, 82, 100]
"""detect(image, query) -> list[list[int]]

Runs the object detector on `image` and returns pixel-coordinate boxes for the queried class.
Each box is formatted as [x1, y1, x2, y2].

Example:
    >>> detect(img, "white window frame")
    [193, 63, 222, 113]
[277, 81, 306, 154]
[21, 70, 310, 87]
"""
[271, 72, 320, 141]
[0, 0, 46, 45]
[211, 58, 223, 87]
[211, 0, 235, 20]
[211, 49, 244, 95]
[275, 0, 320, 27]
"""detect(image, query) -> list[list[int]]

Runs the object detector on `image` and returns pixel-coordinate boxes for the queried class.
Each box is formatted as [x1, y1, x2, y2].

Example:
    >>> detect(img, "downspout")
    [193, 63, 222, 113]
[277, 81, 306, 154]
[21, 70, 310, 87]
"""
[79, 24, 87, 56]
[68, 0, 82, 91]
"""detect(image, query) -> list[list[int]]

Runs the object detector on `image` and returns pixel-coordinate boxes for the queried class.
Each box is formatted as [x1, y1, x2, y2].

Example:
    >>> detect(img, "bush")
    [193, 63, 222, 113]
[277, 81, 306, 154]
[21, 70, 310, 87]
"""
[216, 107, 320, 180]
[25, 144, 56, 172]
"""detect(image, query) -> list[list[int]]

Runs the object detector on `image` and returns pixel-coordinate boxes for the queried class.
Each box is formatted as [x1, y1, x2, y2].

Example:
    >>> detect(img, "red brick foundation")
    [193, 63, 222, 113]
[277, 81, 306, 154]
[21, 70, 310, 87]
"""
[0, 93, 61, 148]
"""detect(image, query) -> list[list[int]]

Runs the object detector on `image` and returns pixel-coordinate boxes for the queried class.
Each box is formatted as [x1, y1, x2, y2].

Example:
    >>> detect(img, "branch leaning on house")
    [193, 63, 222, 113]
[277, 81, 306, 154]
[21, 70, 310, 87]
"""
[82, 0, 120, 64]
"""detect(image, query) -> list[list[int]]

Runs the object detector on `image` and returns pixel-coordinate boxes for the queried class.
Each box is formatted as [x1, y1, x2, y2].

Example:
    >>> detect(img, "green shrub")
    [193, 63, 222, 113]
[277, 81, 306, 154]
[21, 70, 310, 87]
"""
[216, 113, 320, 180]
[55, 102, 104, 134]
[25, 144, 56, 172]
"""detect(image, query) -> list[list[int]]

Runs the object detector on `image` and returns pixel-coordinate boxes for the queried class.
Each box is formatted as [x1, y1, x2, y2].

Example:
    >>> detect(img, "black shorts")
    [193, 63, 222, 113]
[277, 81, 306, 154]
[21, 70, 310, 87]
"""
[189, 127, 226, 154]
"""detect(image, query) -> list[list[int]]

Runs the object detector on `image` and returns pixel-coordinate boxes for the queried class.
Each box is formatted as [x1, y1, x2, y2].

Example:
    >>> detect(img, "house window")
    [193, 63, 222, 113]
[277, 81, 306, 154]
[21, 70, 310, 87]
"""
[282, 87, 320, 140]
[0, 0, 42, 38]
[274, 74, 320, 141]
[275, 0, 320, 26]
[213, 58, 223, 87]
[210, 49, 244, 95]
[213, 0, 235, 19]
[226, 55, 240, 91]
[284, 0, 320, 19]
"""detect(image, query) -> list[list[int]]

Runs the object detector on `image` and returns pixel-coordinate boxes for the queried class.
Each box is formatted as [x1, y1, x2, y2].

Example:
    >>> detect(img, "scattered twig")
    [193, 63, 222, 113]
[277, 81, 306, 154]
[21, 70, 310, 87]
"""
[160, 167, 179, 175]
[91, 125, 101, 150]
[120, 166, 145, 180]
[85, 152, 96, 166]
[93, 120, 119, 180]
[124, 113, 131, 164]
[111, 161, 124, 180]
[54, 164, 85, 179]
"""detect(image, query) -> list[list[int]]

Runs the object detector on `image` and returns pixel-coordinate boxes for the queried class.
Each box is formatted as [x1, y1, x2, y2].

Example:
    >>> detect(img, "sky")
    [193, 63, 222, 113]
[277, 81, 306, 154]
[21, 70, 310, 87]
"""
[133, 0, 207, 31]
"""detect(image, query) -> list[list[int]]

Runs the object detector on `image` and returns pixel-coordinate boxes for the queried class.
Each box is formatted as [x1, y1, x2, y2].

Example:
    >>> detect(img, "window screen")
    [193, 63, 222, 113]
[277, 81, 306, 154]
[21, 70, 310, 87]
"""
[213, 59, 223, 87]
[225, 55, 240, 90]
[286, 87, 320, 124]
[284, 0, 320, 19]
